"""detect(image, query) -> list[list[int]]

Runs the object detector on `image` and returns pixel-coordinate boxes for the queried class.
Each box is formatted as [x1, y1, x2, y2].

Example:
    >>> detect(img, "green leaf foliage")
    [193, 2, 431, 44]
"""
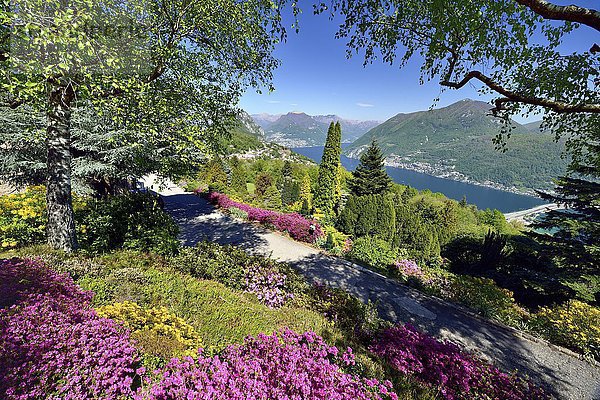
[321, 0, 597, 172]
[1, 0, 293, 250]
[348, 235, 398, 271]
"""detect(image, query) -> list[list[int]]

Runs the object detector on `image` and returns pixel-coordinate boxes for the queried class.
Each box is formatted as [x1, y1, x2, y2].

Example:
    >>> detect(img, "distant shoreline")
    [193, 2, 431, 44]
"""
[338, 150, 541, 197]
[379, 158, 539, 197]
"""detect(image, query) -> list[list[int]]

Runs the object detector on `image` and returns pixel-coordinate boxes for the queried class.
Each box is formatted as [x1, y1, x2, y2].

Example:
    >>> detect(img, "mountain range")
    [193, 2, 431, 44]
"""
[251, 112, 379, 146]
[346, 99, 568, 192]
[236, 110, 265, 139]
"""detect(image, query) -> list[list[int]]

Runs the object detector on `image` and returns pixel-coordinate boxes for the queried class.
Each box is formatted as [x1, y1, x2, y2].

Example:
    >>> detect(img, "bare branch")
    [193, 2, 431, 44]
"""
[441, 70, 600, 114]
[514, 0, 600, 31]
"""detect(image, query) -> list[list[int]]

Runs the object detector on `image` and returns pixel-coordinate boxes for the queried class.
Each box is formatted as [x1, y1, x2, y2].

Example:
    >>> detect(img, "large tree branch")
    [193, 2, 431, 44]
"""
[441, 70, 600, 114]
[514, 0, 600, 31]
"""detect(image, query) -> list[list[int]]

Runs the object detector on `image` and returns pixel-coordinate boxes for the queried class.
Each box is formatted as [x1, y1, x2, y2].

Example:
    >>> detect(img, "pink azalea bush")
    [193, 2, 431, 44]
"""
[370, 324, 549, 400]
[208, 191, 323, 243]
[245, 263, 293, 308]
[135, 329, 398, 400]
[0, 258, 139, 399]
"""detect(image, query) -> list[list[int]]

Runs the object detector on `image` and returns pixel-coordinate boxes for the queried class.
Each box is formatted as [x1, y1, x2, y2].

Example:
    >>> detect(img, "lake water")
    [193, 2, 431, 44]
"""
[292, 146, 547, 213]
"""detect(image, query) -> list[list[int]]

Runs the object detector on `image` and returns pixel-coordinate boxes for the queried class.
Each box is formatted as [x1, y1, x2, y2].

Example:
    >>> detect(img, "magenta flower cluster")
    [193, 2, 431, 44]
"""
[393, 259, 424, 279]
[135, 329, 398, 400]
[208, 192, 323, 243]
[370, 324, 549, 400]
[0, 258, 139, 400]
[1, 258, 548, 400]
[1, 258, 397, 400]
[245, 264, 293, 308]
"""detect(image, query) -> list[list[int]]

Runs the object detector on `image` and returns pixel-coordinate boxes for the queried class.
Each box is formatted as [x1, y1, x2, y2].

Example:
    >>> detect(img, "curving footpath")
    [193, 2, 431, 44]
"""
[160, 191, 600, 400]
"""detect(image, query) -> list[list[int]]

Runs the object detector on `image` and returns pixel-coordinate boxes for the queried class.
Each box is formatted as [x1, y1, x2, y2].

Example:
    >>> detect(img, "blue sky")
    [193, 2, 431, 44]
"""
[239, 1, 598, 123]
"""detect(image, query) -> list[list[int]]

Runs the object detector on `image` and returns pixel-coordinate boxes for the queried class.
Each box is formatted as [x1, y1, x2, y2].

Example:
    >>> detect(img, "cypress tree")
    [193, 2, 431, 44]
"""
[349, 139, 392, 196]
[337, 194, 395, 242]
[337, 195, 358, 235]
[314, 122, 342, 215]
[333, 122, 343, 209]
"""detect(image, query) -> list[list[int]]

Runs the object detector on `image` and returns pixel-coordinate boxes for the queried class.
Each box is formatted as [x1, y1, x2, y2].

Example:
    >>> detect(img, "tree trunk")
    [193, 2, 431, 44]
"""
[46, 85, 77, 252]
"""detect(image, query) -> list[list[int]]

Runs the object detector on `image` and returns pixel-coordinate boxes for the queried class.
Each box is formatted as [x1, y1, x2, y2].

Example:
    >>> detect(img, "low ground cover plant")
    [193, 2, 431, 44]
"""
[531, 300, 600, 360]
[0, 258, 139, 399]
[172, 242, 305, 309]
[96, 301, 203, 367]
[0, 257, 398, 400]
[136, 329, 398, 400]
[0, 249, 550, 400]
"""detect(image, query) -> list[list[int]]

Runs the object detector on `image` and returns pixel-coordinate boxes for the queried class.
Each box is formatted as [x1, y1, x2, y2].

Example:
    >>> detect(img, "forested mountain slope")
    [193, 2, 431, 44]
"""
[346, 99, 568, 192]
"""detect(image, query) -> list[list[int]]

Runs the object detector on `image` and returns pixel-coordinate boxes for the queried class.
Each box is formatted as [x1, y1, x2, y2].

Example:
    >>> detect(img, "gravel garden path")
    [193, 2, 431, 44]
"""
[157, 188, 600, 400]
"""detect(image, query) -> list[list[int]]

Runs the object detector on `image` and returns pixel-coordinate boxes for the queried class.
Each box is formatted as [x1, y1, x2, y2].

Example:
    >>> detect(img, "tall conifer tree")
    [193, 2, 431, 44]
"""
[314, 122, 342, 215]
[299, 172, 313, 214]
[349, 140, 392, 196]
[533, 165, 600, 292]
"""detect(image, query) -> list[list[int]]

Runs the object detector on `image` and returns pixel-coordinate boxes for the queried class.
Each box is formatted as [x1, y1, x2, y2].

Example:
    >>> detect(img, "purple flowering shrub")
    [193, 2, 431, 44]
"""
[393, 259, 425, 280]
[0, 258, 139, 399]
[0, 257, 86, 308]
[370, 324, 549, 400]
[245, 263, 293, 308]
[135, 329, 398, 400]
[208, 191, 323, 243]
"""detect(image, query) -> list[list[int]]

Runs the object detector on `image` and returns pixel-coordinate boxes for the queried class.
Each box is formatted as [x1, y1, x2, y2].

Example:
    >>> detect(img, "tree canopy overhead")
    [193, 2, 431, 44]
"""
[317, 0, 599, 162]
[1, 0, 293, 251]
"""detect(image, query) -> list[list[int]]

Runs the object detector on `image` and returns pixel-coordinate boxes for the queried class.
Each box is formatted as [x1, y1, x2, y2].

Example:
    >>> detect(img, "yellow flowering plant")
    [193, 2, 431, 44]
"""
[0, 186, 47, 248]
[532, 300, 600, 361]
[0, 186, 87, 249]
[96, 301, 203, 367]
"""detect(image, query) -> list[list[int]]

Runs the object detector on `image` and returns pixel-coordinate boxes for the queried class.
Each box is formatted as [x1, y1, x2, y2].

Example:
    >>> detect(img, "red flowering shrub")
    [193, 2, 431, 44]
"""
[370, 324, 549, 400]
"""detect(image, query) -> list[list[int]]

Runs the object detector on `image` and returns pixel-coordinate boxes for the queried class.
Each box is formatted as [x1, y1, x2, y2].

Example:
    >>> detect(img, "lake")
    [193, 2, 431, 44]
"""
[292, 146, 547, 213]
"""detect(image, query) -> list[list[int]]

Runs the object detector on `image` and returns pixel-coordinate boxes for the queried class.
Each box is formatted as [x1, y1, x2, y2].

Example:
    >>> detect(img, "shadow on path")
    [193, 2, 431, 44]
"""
[288, 254, 579, 399]
[163, 193, 600, 400]
[164, 194, 270, 253]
